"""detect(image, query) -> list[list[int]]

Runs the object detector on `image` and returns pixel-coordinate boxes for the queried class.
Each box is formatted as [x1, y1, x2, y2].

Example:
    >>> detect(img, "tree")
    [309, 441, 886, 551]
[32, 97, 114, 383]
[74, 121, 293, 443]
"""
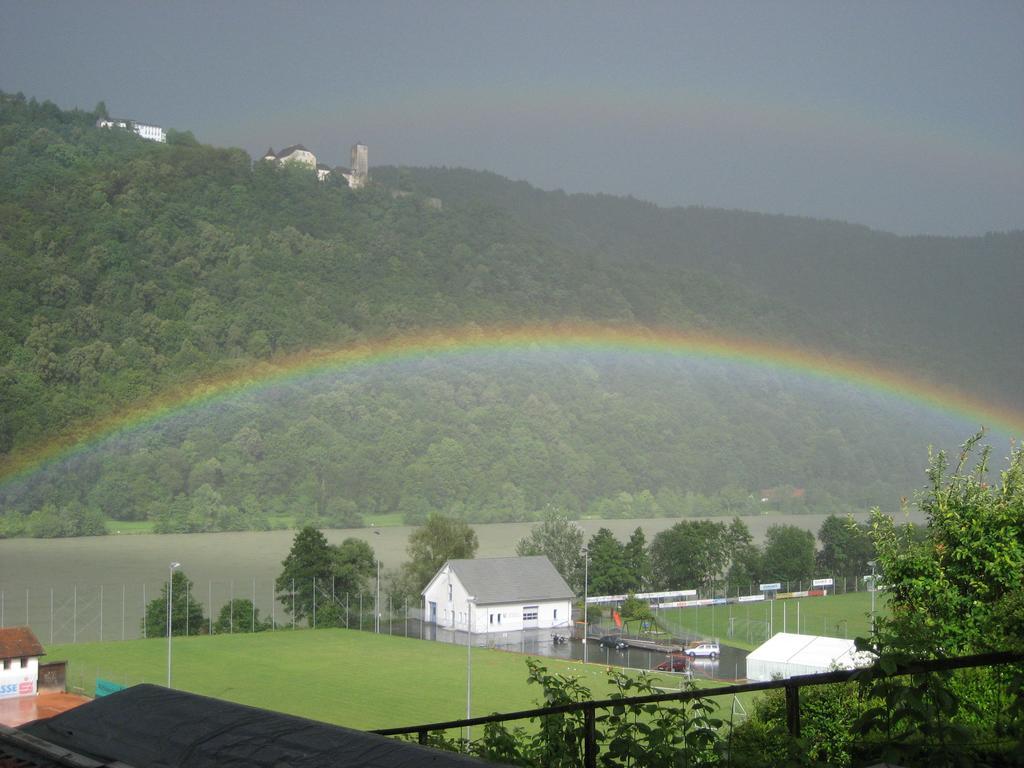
[816, 514, 874, 581]
[141, 570, 206, 638]
[213, 598, 269, 633]
[585, 528, 631, 596]
[275, 527, 376, 623]
[333, 537, 377, 595]
[622, 527, 650, 592]
[402, 513, 478, 593]
[515, 507, 584, 591]
[852, 435, 1024, 766]
[760, 524, 815, 585]
[871, 434, 1024, 655]
[725, 517, 762, 590]
[648, 520, 732, 592]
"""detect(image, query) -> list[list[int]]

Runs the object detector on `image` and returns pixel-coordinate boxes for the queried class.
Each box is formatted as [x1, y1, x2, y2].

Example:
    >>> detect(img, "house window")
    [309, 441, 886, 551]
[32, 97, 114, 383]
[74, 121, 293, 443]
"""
[554, 609, 558, 620]
[448, 584, 453, 600]
[2, 659, 9, 670]
[20, 657, 28, 668]
[489, 613, 494, 625]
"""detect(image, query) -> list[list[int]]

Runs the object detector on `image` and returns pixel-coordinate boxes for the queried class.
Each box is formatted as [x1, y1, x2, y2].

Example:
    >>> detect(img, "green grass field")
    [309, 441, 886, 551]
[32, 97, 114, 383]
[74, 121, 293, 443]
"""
[364, 513, 406, 527]
[105, 520, 156, 534]
[108, 512, 409, 535]
[656, 591, 886, 651]
[50, 629, 736, 731]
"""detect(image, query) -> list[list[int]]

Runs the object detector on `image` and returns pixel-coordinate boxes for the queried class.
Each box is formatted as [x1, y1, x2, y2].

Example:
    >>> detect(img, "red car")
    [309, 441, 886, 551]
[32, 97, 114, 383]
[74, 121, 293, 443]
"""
[655, 655, 690, 672]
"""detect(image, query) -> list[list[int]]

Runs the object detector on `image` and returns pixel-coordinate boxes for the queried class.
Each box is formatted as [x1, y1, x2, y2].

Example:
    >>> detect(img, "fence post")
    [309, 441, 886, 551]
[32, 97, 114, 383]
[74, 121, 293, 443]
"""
[584, 705, 597, 768]
[785, 682, 800, 737]
[417, 730, 428, 745]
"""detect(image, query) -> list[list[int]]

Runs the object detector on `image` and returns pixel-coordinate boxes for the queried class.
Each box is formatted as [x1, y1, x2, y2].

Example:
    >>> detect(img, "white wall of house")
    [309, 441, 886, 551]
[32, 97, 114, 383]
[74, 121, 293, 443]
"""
[423, 563, 474, 631]
[479, 601, 573, 633]
[0, 655, 39, 699]
[133, 123, 166, 143]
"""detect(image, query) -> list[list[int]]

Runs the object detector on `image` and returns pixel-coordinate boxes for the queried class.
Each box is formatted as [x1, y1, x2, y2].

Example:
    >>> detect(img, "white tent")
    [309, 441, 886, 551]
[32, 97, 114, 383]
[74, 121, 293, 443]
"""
[746, 632, 872, 681]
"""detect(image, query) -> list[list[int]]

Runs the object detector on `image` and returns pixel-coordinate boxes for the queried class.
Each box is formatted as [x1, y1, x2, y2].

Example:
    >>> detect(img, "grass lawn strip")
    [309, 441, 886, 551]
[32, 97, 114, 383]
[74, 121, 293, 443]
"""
[50, 629, 732, 731]
[655, 591, 884, 651]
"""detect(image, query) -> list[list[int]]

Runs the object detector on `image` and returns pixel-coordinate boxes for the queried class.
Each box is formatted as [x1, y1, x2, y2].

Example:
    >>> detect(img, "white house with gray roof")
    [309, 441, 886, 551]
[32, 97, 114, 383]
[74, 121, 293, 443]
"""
[422, 556, 574, 633]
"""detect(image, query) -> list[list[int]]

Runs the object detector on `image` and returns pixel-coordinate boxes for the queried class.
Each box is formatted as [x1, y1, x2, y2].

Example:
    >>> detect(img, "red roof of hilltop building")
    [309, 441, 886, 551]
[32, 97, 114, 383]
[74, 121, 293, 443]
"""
[0, 628, 44, 661]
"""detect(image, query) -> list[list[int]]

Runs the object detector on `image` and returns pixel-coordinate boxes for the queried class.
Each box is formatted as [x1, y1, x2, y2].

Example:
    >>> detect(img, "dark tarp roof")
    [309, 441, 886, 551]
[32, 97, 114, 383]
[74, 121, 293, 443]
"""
[22, 684, 505, 768]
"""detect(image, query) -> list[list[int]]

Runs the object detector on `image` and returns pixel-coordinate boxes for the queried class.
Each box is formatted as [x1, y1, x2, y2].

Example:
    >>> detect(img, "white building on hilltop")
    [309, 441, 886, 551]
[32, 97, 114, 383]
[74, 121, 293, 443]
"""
[96, 117, 166, 143]
[262, 145, 334, 182]
[422, 556, 574, 633]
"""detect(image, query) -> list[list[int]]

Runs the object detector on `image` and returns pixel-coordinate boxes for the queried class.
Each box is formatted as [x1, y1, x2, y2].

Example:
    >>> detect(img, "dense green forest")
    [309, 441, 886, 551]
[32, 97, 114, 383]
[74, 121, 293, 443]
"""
[0, 92, 1017, 536]
[373, 166, 1024, 404]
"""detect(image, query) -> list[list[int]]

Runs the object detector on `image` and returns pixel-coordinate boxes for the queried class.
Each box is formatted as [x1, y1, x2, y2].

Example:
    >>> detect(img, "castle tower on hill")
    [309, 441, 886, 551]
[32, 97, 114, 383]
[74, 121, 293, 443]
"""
[349, 143, 368, 188]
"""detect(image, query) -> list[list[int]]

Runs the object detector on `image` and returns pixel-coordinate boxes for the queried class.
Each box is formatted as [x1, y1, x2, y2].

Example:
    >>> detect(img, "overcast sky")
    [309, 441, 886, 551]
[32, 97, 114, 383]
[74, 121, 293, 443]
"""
[2, 1, 1021, 235]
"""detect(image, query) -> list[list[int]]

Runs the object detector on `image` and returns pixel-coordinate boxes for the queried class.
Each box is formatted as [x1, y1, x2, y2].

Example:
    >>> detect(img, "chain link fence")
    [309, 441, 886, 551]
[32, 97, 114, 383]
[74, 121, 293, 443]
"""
[0, 579, 426, 645]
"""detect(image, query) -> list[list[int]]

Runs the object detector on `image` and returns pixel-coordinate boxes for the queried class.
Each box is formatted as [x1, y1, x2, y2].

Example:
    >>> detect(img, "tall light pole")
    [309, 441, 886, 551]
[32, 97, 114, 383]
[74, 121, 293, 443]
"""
[582, 547, 589, 664]
[466, 595, 476, 745]
[167, 561, 181, 688]
[868, 560, 877, 633]
[374, 530, 382, 633]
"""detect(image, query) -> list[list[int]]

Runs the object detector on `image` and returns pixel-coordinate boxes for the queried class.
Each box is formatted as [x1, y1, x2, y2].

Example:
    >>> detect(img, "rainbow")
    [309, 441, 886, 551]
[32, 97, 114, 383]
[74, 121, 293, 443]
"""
[2, 323, 1021, 485]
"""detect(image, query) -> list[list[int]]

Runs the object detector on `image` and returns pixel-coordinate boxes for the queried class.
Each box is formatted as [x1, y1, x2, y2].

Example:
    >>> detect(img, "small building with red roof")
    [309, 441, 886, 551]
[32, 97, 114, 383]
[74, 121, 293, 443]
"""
[0, 627, 44, 700]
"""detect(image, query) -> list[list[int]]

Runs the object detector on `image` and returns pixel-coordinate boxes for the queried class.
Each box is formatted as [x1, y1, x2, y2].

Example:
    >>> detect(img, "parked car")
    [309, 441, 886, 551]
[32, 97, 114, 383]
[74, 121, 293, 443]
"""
[655, 654, 690, 672]
[599, 635, 628, 650]
[686, 642, 719, 659]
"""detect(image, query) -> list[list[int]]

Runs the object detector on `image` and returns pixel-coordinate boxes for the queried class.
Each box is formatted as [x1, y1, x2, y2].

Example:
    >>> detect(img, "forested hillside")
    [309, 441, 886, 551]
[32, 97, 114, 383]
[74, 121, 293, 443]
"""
[373, 167, 1024, 403]
[0, 93, 1013, 536]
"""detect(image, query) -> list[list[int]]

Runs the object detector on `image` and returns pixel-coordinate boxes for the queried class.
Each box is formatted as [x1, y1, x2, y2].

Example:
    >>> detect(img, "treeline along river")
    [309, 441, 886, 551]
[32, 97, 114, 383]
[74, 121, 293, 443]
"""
[0, 513, 921, 644]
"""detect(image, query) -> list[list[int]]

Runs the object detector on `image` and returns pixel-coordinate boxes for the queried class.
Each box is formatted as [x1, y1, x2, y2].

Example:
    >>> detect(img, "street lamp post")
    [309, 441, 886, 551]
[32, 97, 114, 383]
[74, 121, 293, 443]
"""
[466, 595, 476, 745]
[375, 558, 381, 633]
[373, 530, 382, 633]
[868, 560, 877, 632]
[582, 547, 589, 664]
[167, 561, 181, 688]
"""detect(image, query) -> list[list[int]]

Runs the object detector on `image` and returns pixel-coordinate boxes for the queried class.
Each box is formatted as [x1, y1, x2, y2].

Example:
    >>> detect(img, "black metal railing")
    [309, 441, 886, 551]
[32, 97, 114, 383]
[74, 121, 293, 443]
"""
[372, 650, 1023, 768]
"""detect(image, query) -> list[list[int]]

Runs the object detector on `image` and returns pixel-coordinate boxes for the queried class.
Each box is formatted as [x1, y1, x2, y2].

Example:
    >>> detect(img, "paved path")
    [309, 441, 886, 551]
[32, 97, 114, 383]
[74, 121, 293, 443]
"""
[0, 693, 90, 727]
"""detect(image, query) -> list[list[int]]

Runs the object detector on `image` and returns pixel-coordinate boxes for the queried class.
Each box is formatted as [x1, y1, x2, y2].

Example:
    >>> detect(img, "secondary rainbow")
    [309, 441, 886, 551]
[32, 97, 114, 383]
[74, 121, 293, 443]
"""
[2, 323, 1021, 485]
